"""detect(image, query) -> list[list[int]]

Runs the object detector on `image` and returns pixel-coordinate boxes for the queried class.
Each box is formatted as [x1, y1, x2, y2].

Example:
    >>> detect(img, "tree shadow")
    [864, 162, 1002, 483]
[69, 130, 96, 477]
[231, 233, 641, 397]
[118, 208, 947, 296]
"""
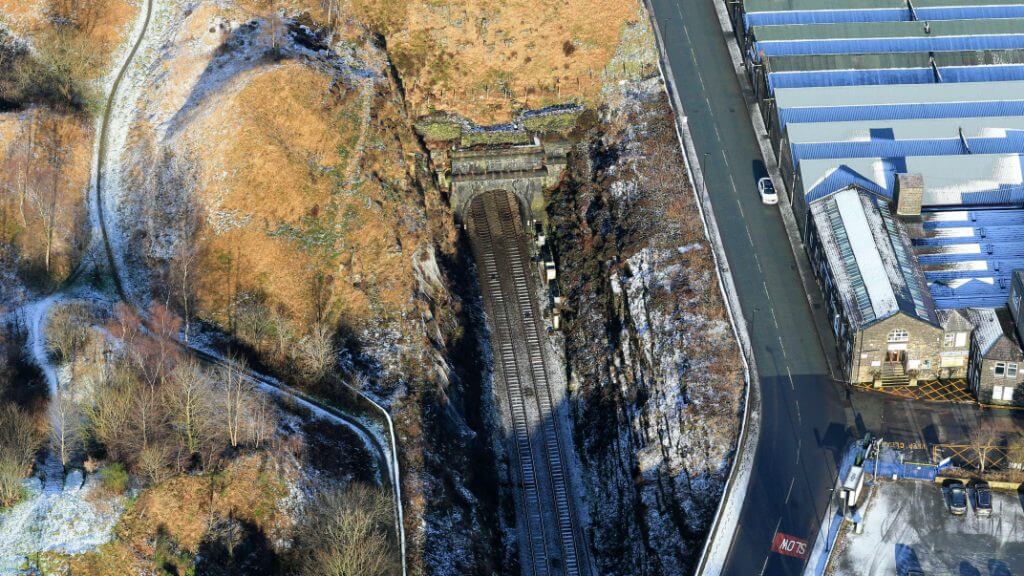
[959, 560, 981, 576]
[988, 559, 1013, 576]
[195, 515, 280, 576]
[895, 543, 923, 575]
[162, 19, 270, 141]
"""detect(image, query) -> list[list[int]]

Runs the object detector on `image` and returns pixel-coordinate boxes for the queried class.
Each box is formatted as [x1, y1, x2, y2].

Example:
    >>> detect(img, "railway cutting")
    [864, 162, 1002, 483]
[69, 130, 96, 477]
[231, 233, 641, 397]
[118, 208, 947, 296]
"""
[466, 187, 591, 576]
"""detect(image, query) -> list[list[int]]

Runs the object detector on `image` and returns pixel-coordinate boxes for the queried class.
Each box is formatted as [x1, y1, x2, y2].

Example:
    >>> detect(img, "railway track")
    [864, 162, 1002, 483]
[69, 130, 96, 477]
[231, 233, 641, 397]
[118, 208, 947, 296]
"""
[468, 190, 588, 576]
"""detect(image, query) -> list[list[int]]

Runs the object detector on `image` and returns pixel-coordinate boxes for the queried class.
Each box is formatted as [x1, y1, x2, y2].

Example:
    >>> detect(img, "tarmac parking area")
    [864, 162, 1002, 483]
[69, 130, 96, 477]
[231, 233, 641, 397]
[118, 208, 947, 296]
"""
[830, 479, 1024, 575]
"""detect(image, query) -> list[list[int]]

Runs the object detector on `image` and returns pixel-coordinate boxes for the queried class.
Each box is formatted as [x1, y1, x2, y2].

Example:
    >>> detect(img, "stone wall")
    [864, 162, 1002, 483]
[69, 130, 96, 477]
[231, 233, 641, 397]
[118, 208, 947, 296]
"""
[445, 139, 568, 226]
[850, 314, 944, 383]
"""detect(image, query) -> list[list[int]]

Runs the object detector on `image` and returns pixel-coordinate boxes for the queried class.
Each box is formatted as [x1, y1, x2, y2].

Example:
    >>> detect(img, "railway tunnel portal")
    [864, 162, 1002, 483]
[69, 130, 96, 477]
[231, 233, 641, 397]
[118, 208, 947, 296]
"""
[448, 139, 568, 228]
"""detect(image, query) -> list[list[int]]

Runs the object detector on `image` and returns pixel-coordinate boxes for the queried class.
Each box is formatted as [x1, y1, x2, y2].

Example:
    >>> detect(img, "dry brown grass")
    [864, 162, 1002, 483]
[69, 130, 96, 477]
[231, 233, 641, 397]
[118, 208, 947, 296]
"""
[0, 0, 138, 74]
[355, 0, 643, 124]
[0, 0, 46, 37]
[172, 60, 421, 331]
[68, 453, 290, 573]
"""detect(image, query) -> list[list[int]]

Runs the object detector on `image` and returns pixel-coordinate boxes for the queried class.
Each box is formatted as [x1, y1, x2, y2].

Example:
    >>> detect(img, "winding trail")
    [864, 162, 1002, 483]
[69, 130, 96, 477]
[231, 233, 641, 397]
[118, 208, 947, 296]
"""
[73, 0, 408, 571]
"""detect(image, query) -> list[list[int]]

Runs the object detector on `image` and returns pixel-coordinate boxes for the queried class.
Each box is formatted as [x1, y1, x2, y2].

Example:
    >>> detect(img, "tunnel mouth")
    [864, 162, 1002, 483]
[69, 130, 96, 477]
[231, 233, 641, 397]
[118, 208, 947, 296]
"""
[465, 189, 528, 240]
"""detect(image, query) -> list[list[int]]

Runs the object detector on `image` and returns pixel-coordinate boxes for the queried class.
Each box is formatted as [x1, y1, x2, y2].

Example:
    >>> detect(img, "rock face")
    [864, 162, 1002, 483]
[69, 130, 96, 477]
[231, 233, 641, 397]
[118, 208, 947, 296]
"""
[547, 80, 744, 574]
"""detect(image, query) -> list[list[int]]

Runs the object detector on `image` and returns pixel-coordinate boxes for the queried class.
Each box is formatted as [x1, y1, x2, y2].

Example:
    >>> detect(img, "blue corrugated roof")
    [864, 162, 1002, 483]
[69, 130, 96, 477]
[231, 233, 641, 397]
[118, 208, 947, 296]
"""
[804, 165, 893, 203]
[768, 65, 1024, 90]
[930, 282, 1010, 308]
[779, 100, 1024, 129]
[754, 35, 1024, 58]
[912, 208, 1024, 307]
[791, 130, 1024, 163]
[745, 5, 1024, 27]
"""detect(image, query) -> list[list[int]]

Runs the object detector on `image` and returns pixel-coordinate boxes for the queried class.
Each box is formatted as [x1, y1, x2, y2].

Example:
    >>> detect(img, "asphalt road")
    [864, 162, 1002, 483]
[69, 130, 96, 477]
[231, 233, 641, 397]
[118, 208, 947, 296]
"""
[648, 0, 859, 573]
[646, 1, 1024, 574]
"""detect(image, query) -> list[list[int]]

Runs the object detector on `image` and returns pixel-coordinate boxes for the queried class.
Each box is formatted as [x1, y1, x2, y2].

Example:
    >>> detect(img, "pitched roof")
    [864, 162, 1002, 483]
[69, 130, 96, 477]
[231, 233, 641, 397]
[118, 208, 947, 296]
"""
[938, 308, 974, 331]
[963, 307, 1024, 357]
[764, 49, 1024, 73]
[810, 187, 939, 328]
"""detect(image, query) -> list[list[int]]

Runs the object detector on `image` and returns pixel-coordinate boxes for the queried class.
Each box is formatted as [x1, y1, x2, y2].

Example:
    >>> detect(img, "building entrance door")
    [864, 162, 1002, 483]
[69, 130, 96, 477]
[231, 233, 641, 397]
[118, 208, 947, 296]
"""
[885, 350, 906, 365]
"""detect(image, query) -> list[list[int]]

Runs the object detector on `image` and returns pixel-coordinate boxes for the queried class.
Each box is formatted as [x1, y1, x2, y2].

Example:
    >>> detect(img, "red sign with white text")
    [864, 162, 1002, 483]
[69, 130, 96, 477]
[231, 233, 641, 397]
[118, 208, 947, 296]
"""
[771, 532, 809, 559]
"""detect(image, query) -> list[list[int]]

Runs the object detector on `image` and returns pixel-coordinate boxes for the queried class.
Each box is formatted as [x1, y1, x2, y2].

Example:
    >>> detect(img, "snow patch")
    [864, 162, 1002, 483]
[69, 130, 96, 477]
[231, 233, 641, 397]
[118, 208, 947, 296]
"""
[0, 473, 126, 573]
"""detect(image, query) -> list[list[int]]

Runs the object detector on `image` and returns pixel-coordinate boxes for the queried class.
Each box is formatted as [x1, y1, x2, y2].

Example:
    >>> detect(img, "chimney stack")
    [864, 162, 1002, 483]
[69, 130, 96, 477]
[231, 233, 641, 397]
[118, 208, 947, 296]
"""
[894, 173, 924, 217]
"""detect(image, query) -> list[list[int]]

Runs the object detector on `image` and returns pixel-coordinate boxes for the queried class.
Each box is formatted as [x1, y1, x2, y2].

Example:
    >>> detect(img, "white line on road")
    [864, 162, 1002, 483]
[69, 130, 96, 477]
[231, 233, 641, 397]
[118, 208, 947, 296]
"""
[761, 516, 784, 575]
[785, 476, 796, 503]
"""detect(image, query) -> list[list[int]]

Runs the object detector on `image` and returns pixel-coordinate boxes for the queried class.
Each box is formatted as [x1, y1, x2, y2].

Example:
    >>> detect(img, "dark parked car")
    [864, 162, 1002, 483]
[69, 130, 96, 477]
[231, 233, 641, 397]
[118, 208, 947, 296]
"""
[948, 480, 968, 515]
[973, 481, 993, 516]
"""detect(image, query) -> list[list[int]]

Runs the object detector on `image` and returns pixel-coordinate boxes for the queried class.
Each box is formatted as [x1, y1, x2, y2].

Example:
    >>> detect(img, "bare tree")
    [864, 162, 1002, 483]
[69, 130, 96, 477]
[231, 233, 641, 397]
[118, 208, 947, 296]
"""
[51, 384, 82, 467]
[0, 403, 42, 507]
[236, 298, 272, 353]
[33, 114, 73, 276]
[252, 0, 287, 54]
[1007, 433, 1024, 469]
[47, 0, 105, 34]
[1, 109, 38, 230]
[292, 483, 398, 576]
[247, 394, 275, 449]
[969, 425, 1000, 474]
[170, 242, 199, 344]
[166, 359, 213, 457]
[45, 301, 92, 364]
[85, 363, 136, 462]
[31, 12, 104, 111]
[219, 357, 254, 449]
[320, 0, 349, 45]
[296, 322, 335, 381]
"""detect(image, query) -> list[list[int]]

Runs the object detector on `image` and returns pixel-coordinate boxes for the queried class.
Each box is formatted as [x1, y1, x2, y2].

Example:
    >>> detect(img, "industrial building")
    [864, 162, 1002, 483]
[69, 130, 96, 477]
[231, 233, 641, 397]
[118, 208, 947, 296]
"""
[727, 0, 1024, 399]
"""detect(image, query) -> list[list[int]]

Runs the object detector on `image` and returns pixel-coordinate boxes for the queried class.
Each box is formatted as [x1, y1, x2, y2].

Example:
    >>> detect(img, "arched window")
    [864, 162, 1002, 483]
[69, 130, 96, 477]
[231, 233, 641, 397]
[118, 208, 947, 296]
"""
[887, 329, 909, 343]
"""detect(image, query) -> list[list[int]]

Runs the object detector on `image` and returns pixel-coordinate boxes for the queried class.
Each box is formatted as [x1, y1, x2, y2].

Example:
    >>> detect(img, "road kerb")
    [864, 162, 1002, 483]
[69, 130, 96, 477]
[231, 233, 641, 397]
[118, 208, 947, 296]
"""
[640, 2, 762, 574]
[707, 0, 844, 382]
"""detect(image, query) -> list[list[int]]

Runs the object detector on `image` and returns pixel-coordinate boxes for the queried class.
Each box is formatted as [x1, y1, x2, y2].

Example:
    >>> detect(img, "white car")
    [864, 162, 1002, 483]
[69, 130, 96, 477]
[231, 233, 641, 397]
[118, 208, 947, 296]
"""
[758, 177, 778, 205]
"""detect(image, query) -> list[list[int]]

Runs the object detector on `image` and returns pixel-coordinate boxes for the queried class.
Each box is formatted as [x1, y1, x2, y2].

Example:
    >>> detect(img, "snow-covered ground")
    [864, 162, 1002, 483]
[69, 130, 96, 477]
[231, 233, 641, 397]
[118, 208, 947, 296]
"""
[0, 469, 126, 574]
[830, 479, 1024, 575]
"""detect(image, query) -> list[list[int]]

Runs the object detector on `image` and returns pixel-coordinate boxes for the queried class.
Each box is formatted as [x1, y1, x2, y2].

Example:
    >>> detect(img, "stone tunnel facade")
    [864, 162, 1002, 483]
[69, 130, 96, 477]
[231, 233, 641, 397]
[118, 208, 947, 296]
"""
[447, 139, 568, 228]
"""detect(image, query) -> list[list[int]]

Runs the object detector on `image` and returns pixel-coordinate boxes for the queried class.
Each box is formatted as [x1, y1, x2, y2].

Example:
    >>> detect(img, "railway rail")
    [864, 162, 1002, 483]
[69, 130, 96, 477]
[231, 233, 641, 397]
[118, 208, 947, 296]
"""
[468, 190, 589, 576]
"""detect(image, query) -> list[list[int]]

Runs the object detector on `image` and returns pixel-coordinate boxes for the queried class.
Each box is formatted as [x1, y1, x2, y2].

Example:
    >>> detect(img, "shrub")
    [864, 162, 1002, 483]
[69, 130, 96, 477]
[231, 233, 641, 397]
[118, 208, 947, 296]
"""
[0, 403, 42, 508]
[99, 462, 129, 494]
[290, 483, 398, 576]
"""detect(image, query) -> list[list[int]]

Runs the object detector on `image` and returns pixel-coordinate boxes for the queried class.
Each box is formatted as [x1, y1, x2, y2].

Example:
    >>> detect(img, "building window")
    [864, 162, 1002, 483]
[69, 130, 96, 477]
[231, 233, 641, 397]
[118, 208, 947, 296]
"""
[995, 362, 1006, 377]
[955, 332, 968, 347]
[993, 385, 1015, 402]
[1009, 363, 1019, 378]
[944, 333, 955, 347]
[887, 329, 909, 343]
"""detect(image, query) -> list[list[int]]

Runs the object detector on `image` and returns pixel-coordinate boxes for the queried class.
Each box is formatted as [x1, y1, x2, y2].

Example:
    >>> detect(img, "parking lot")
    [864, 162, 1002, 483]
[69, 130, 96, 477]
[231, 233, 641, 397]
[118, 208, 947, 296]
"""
[830, 479, 1024, 575]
